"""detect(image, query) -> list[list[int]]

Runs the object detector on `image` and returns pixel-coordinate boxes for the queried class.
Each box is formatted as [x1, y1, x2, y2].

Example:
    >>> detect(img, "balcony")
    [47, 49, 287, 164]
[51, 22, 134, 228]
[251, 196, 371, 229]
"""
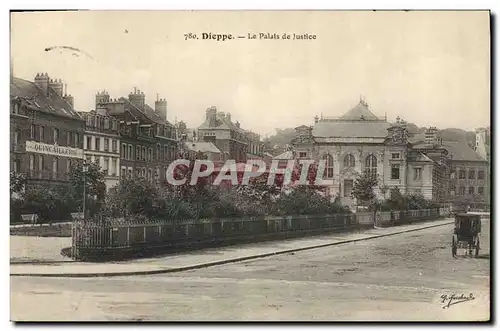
[26, 170, 70, 182]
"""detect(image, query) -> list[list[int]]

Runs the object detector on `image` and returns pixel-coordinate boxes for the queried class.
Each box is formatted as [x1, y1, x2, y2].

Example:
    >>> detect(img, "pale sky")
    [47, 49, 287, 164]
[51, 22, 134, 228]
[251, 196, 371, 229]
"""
[11, 11, 490, 136]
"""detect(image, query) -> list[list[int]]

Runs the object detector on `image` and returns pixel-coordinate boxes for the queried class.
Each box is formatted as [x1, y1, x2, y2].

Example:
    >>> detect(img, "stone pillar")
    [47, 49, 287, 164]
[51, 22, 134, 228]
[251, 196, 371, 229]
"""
[91, 136, 96, 151]
[83, 135, 88, 150]
[108, 156, 112, 176]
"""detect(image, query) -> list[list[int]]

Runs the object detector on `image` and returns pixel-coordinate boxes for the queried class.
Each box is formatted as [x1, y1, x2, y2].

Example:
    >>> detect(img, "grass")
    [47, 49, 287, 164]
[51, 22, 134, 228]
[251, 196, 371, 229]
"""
[10, 223, 72, 237]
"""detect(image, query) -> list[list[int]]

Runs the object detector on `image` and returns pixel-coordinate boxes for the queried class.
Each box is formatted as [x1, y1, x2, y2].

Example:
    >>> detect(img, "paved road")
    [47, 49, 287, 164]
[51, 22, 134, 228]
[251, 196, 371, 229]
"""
[10, 221, 490, 321]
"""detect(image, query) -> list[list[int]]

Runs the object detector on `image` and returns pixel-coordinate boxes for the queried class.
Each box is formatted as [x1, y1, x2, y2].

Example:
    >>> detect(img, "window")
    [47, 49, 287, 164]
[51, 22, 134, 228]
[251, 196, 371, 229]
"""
[478, 187, 484, 195]
[148, 148, 153, 162]
[38, 155, 44, 173]
[66, 159, 71, 174]
[74, 133, 79, 148]
[12, 103, 19, 114]
[478, 170, 485, 180]
[13, 159, 20, 173]
[104, 118, 110, 129]
[121, 167, 127, 178]
[66, 132, 71, 146]
[39, 126, 44, 142]
[142, 147, 147, 161]
[53, 128, 59, 144]
[127, 168, 132, 178]
[468, 187, 474, 195]
[365, 154, 377, 177]
[111, 158, 117, 176]
[155, 167, 160, 183]
[112, 139, 117, 152]
[142, 168, 146, 178]
[343, 154, 355, 168]
[468, 170, 475, 180]
[121, 143, 127, 158]
[156, 144, 161, 161]
[52, 157, 58, 173]
[413, 167, 422, 181]
[391, 164, 400, 180]
[104, 139, 109, 152]
[323, 154, 334, 178]
[95, 138, 101, 151]
[103, 158, 109, 173]
[112, 120, 117, 130]
[459, 186, 466, 195]
[29, 155, 34, 174]
[459, 170, 465, 179]
[30, 124, 36, 139]
[128, 145, 133, 161]
[450, 186, 456, 196]
[148, 169, 152, 182]
[164, 145, 168, 161]
[392, 153, 400, 159]
[86, 137, 92, 150]
[13, 130, 20, 147]
[299, 152, 307, 158]
[136, 146, 141, 160]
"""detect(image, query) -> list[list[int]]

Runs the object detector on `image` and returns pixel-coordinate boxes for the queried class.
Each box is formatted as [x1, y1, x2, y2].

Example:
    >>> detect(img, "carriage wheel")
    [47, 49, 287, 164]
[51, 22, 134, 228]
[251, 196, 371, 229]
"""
[452, 236, 457, 258]
[475, 238, 480, 258]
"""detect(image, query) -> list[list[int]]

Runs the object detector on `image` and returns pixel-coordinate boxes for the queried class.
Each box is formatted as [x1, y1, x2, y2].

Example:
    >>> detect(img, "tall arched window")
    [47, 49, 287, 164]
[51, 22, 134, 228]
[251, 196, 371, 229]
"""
[344, 154, 355, 168]
[323, 154, 334, 178]
[365, 154, 377, 177]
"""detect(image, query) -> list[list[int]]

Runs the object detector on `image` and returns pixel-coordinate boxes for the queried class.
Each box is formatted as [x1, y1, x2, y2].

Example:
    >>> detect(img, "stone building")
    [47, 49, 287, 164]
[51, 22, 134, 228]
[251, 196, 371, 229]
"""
[10, 73, 84, 188]
[95, 89, 178, 185]
[197, 107, 263, 162]
[79, 108, 121, 191]
[289, 100, 448, 206]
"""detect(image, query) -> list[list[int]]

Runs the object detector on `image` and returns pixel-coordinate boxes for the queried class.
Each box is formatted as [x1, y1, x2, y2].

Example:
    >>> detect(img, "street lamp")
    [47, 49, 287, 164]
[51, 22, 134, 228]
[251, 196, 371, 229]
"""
[82, 163, 88, 221]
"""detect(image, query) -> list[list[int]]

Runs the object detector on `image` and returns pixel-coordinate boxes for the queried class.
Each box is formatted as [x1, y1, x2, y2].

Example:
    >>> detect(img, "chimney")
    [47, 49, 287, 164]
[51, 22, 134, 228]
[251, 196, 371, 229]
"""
[314, 115, 319, 124]
[424, 127, 438, 145]
[226, 112, 231, 122]
[206, 107, 217, 127]
[48, 78, 64, 96]
[129, 88, 145, 109]
[155, 97, 167, 120]
[235, 121, 240, 128]
[34, 73, 50, 95]
[96, 90, 110, 108]
[219, 111, 225, 119]
[63, 94, 74, 108]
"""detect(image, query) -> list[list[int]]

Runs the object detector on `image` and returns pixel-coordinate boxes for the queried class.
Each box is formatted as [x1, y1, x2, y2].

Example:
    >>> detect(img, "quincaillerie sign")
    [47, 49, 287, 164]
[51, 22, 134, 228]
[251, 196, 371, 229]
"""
[25, 141, 84, 159]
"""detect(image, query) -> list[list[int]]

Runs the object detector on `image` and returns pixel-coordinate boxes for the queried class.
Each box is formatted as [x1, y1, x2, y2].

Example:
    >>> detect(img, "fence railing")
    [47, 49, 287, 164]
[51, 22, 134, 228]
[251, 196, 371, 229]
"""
[71, 208, 444, 261]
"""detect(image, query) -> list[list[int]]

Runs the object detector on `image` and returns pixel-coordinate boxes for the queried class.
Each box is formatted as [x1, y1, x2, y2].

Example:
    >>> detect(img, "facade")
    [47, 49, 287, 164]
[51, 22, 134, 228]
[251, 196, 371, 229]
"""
[95, 89, 178, 185]
[197, 107, 263, 162]
[289, 100, 448, 206]
[10, 73, 85, 188]
[79, 109, 121, 191]
[181, 141, 222, 161]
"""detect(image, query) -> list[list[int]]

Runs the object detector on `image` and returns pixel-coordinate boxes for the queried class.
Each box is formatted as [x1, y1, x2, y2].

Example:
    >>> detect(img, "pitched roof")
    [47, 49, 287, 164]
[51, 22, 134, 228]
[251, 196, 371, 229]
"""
[312, 120, 391, 138]
[340, 102, 381, 121]
[10, 77, 82, 120]
[408, 152, 433, 163]
[442, 140, 487, 162]
[273, 150, 295, 160]
[183, 141, 221, 154]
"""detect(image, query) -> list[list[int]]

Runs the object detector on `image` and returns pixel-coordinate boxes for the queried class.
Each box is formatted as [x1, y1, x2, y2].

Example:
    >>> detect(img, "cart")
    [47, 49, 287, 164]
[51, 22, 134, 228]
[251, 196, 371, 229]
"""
[452, 213, 481, 258]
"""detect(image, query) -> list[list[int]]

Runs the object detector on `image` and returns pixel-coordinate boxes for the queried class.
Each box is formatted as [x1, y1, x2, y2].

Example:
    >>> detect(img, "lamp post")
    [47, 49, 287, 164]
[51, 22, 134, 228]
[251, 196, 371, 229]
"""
[82, 163, 88, 221]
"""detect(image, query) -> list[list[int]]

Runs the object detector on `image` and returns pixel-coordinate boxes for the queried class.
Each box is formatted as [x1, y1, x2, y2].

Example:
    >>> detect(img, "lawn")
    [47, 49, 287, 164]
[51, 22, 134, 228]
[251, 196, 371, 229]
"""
[10, 223, 72, 237]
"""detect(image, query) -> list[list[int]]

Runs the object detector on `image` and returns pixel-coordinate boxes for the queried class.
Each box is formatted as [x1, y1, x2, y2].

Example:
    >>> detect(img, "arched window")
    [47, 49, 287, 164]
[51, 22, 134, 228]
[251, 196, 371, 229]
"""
[323, 154, 334, 178]
[344, 154, 355, 168]
[365, 154, 377, 177]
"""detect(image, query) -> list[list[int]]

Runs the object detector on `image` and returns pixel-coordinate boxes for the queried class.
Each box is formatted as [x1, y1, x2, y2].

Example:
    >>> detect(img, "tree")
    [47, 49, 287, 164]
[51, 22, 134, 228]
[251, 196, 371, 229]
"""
[103, 177, 159, 218]
[10, 172, 26, 197]
[68, 160, 106, 217]
[351, 172, 379, 207]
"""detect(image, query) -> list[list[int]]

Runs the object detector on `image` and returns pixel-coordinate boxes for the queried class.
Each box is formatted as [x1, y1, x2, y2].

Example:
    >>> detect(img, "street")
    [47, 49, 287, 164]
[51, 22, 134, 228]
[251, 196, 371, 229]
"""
[10, 221, 490, 321]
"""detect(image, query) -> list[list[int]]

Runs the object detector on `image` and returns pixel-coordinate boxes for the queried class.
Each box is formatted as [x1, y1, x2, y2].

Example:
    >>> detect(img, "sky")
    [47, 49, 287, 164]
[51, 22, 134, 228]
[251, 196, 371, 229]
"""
[10, 10, 490, 137]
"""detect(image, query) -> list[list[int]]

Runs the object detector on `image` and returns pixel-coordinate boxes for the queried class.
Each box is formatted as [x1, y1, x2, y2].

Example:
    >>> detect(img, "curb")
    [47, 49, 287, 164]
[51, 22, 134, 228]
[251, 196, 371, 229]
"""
[11, 220, 453, 278]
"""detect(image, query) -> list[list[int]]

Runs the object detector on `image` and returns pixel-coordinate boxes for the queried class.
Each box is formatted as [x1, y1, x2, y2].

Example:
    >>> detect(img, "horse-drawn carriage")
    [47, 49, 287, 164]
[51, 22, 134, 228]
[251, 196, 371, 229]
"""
[452, 213, 481, 258]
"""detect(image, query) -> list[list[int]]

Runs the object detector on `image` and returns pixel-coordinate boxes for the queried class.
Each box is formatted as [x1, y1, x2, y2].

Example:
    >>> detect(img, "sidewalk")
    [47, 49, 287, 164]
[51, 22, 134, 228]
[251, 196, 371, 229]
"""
[10, 218, 454, 278]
